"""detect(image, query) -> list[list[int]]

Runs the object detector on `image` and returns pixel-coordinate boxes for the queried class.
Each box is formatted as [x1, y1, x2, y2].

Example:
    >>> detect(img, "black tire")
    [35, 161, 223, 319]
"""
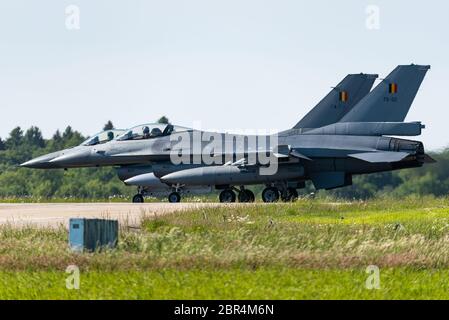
[288, 187, 299, 202]
[168, 192, 181, 203]
[247, 189, 255, 203]
[132, 194, 144, 203]
[281, 187, 299, 202]
[219, 189, 236, 203]
[238, 189, 255, 203]
[262, 187, 280, 203]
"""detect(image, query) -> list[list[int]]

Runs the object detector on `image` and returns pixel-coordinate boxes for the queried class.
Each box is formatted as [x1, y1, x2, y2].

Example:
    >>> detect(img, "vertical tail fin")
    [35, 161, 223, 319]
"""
[293, 73, 378, 129]
[340, 64, 430, 122]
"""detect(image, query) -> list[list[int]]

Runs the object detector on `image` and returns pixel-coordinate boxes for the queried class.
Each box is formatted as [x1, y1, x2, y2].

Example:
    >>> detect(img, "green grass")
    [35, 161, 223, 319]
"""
[2, 268, 449, 299]
[2, 197, 449, 299]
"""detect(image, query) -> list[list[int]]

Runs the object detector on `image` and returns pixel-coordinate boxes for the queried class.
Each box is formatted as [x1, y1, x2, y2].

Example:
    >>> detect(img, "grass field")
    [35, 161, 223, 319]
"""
[1, 196, 449, 299]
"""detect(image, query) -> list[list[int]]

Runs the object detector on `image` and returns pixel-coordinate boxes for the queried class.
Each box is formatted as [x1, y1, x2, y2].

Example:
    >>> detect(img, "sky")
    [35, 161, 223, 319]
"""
[0, 0, 448, 150]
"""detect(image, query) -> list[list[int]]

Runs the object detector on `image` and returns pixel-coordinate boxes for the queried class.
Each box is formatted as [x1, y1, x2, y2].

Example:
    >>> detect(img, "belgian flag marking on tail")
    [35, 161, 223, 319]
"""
[339, 91, 348, 102]
[389, 83, 398, 94]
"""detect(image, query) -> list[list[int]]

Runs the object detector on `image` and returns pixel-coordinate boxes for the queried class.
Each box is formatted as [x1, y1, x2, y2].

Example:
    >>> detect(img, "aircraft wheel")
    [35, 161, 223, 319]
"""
[219, 189, 236, 203]
[168, 192, 181, 203]
[262, 187, 280, 203]
[247, 190, 255, 203]
[238, 189, 255, 203]
[132, 194, 144, 203]
[281, 187, 299, 202]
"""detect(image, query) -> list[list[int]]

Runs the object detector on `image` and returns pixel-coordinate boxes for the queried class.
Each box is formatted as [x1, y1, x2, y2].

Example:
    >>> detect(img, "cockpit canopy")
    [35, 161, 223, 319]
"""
[80, 129, 126, 146]
[115, 123, 190, 141]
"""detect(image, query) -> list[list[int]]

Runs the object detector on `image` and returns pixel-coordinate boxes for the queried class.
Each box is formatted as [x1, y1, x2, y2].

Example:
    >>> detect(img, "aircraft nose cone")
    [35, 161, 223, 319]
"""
[49, 149, 91, 166]
[20, 151, 62, 169]
[20, 158, 45, 169]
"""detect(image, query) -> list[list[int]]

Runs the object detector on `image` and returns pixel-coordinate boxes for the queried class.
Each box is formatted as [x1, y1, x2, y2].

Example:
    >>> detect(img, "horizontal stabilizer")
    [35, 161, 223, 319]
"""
[350, 151, 410, 163]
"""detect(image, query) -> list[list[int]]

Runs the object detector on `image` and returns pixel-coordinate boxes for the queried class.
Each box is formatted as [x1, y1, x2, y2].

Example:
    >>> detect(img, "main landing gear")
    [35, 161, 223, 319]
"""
[219, 187, 255, 203]
[131, 185, 299, 204]
[219, 189, 236, 203]
[261, 186, 299, 203]
[281, 187, 299, 202]
[238, 189, 255, 203]
[261, 187, 279, 203]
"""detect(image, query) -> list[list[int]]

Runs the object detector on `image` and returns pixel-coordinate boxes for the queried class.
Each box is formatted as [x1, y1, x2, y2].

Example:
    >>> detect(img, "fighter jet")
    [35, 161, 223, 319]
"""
[156, 64, 432, 203]
[21, 72, 377, 202]
[21, 64, 432, 204]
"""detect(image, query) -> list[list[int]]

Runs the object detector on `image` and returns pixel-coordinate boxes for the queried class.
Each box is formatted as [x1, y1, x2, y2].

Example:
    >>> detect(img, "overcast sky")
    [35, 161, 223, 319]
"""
[0, 0, 447, 150]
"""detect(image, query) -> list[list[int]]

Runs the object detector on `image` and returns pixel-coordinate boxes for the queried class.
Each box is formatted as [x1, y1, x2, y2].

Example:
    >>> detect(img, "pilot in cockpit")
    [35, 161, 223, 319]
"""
[89, 136, 99, 145]
[142, 126, 151, 139]
[150, 127, 163, 138]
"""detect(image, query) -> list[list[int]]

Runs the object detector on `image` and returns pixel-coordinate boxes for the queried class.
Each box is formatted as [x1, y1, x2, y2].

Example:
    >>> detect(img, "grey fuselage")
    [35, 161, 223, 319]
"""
[39, 129, 425, 187]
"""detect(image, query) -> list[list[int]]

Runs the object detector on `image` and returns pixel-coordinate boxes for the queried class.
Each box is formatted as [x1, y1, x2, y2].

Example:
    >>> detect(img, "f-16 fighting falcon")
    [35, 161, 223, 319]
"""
[21, 64, 433, 204]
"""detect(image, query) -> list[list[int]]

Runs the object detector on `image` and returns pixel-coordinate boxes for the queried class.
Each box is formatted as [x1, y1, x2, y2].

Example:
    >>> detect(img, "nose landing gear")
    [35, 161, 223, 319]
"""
[132, 193, 144, 203]
[132, 187, 145, 203]
[168, 191, 181, 203]
[131, 186, 183, 203]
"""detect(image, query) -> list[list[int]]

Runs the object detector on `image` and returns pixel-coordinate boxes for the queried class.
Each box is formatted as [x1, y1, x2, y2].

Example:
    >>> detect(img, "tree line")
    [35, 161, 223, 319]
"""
[0, 121, 447, 199]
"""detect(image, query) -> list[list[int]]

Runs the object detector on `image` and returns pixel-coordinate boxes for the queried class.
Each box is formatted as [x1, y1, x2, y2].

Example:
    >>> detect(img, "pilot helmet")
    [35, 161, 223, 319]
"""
[151, 127, 163, 137]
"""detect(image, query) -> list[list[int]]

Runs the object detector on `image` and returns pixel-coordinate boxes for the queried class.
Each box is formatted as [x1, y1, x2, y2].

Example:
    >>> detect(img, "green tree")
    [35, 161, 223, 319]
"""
[24, 126, 45, 148]
[157, 116, 170, 124]
[5, 127, 23, 148]
[0, 137, 5, 150]
[62, 126, 74, 141]
[103, 120, 115, 131]
[61, 126, 85, 147]
[53, 130, 62, 142]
